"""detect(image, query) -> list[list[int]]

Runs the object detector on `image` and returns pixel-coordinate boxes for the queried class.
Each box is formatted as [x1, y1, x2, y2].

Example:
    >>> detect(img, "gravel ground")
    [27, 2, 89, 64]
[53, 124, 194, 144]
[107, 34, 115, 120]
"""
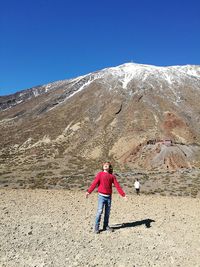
[0, 189, 200, 267]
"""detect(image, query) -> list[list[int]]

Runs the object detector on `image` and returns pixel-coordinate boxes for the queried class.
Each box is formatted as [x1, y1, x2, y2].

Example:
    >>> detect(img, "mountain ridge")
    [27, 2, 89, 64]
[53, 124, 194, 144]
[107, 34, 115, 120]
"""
[1, 62, 200, 111]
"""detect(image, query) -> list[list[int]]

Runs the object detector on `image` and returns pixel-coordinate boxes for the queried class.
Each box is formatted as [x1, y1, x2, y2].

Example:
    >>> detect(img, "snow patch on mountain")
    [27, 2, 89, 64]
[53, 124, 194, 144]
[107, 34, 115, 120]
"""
[100, 62, 200, 89]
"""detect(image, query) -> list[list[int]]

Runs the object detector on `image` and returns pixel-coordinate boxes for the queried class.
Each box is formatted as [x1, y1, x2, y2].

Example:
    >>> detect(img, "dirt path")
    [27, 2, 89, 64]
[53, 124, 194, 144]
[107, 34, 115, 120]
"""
[0, 189, 200, 267]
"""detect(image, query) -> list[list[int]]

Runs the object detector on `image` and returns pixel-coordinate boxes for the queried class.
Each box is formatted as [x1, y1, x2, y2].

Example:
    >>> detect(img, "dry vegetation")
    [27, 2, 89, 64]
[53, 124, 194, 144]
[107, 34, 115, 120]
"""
[0, 156, 200, 198]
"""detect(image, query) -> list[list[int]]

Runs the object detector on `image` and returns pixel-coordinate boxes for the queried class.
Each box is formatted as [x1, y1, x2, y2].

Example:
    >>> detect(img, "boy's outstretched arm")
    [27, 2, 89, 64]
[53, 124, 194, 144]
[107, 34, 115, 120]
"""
[85, 173, 100, 197]
[113, 176, 126, 197]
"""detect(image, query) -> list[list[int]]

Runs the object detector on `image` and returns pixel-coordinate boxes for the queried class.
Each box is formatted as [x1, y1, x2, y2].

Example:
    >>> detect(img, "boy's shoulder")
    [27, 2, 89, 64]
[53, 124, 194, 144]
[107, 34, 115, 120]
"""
[96, 171, 104, 176]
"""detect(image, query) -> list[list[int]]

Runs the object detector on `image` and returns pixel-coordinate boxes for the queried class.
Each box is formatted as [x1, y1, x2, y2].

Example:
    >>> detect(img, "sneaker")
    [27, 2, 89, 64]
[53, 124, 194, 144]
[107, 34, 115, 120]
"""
[94, 229, 100, 234]
[103, 226, 114, 232]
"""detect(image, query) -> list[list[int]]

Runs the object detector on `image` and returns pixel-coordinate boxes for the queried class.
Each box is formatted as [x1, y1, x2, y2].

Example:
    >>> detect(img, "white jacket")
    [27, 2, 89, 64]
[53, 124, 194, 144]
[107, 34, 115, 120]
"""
[134, 181, 140, 189]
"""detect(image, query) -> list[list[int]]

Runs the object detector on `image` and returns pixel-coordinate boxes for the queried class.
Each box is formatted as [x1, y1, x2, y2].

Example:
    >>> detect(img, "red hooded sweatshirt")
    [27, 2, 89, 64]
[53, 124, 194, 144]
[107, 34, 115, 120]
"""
[87, 171, 125, 197]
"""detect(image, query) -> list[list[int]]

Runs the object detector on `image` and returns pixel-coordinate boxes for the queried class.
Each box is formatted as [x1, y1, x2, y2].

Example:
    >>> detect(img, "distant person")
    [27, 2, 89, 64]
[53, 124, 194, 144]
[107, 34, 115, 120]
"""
[86, 162, 127, 234]
[134, 179, 140, 195]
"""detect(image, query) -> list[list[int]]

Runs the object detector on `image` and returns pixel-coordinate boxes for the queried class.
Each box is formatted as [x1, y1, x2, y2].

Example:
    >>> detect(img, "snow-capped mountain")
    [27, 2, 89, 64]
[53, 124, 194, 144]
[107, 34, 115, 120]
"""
[0, 62, 200, 192]
[1, 62, 200, 111]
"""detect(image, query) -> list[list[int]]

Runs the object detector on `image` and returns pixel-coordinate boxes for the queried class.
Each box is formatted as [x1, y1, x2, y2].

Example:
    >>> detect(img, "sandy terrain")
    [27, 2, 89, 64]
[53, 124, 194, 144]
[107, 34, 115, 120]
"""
[0, 189, 200, 267]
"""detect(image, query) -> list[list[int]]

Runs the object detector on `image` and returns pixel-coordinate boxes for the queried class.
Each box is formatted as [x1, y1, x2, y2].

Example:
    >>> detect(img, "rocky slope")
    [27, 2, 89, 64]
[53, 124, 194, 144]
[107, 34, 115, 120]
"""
[0, 63, 200, 194]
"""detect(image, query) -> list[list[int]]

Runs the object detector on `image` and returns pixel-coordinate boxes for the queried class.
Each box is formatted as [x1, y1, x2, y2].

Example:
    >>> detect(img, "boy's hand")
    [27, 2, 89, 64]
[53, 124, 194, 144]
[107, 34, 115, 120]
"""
[123, 196, 128, 201]
[85, 192, 90, 198]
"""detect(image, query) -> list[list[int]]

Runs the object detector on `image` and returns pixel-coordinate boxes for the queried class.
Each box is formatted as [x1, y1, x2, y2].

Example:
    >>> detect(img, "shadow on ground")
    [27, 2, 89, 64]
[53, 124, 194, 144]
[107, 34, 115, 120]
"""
[112, 219, 155, 230]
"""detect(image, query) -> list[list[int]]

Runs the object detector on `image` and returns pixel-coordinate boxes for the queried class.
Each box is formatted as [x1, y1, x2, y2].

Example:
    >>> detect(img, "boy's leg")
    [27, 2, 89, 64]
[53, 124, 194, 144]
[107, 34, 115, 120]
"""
[103, 197, 112, 230]
[94, 195, 104, 233]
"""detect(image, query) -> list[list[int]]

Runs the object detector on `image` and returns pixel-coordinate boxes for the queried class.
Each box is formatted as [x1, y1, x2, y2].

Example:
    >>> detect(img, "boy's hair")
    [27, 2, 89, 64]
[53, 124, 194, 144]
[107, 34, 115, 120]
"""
[102, 162, 113, 174]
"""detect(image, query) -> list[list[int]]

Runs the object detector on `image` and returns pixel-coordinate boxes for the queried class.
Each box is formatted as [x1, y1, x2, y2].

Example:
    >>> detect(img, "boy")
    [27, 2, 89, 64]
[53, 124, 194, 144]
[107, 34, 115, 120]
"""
[86, 162, 127, 233]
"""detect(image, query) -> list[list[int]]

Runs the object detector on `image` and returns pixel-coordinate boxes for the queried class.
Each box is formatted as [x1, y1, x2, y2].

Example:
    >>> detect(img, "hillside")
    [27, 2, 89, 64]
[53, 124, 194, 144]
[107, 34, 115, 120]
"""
[0, 63, 200, 196]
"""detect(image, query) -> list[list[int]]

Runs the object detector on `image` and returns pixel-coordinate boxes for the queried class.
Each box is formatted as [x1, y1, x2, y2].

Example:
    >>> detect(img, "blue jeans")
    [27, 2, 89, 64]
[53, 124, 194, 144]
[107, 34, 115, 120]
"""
[95, 194, 112, 231]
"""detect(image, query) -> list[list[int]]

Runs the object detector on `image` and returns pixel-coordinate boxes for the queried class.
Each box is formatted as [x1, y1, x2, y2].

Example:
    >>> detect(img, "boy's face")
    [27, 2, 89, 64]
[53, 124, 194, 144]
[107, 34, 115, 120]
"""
[103, 162, 110, 171]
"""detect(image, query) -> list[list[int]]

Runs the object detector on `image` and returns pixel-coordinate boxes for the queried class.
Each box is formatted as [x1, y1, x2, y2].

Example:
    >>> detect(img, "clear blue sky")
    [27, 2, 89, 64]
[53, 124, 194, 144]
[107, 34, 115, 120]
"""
[1, 0, 200, 96]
